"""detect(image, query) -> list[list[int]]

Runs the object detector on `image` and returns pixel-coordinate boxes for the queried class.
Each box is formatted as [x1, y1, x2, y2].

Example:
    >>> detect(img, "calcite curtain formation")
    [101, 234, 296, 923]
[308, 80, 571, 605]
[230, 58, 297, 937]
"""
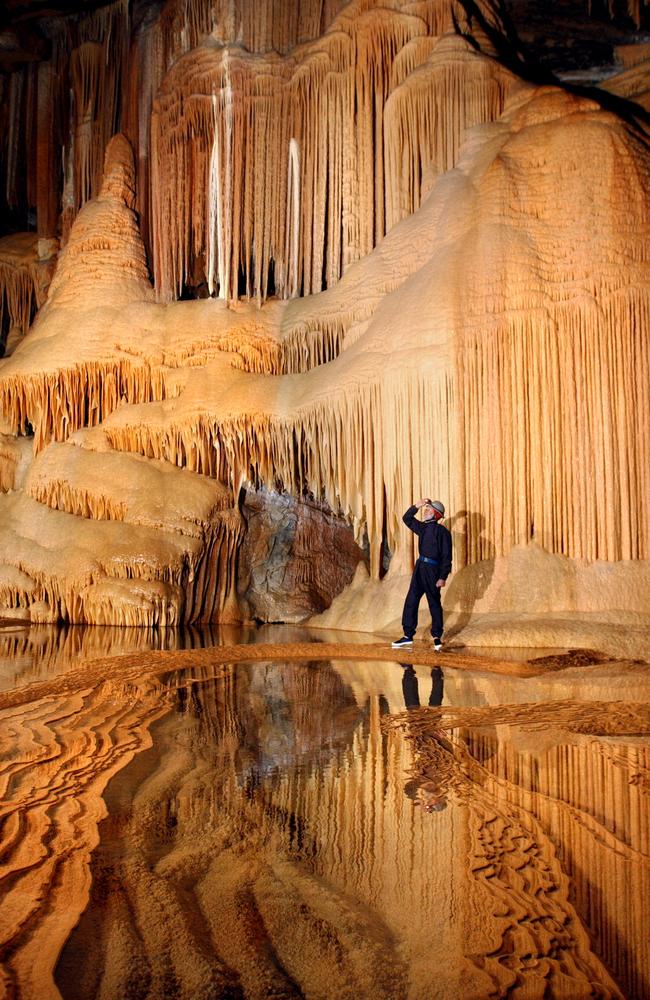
[0, 235, 42, 340]
[0, 0, 650, 627]
[150, 2, 469, 303]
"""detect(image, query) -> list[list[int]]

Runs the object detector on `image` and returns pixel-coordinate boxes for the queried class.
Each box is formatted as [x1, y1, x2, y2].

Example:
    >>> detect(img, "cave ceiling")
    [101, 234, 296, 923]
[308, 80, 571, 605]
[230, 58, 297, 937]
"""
[2, 0, 649, 74]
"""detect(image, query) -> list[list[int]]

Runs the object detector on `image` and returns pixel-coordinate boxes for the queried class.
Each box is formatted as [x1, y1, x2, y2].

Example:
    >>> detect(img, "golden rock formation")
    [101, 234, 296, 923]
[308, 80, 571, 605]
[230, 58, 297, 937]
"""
[0, 0, 649, 636]
[0, 234, 56, 354]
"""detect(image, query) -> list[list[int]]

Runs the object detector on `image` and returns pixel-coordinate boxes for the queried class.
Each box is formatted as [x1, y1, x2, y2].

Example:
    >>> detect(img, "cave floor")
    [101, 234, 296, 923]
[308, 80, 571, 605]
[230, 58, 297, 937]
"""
[1, 624, 649, 999]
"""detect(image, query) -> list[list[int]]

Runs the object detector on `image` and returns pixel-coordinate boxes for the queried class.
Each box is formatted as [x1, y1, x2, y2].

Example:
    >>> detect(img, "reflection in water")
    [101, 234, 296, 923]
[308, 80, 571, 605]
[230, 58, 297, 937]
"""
[1, 654, 648, 998]
[459, 729, 650, 1000]
[400, 663, 444, 709]
[0, 621, 342, 692]
[0, 622, 243, 691]
[401, 665, 449, 812]
[394, 704, 650, 1000]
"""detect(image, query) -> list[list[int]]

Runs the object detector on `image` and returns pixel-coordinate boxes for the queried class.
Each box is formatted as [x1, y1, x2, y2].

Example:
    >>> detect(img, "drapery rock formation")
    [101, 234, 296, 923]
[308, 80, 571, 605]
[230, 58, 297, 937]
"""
[0, 137, 243, 625]
[0, 0, 649, 633]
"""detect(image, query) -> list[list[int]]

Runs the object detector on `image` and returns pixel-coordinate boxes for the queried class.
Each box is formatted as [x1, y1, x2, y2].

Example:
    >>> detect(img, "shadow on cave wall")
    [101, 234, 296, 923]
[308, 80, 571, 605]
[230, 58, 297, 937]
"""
[444, 510, 495, 639]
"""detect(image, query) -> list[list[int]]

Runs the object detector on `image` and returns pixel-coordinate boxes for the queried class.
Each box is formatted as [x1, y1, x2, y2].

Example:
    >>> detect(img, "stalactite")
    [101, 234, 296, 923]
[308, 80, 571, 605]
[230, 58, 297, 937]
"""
[103, 367, 457, 579]
[0, 267, 36, 345]
[156, 0, 352, 62]
[384, 34, 517, 229]
[0, 490, 243, 626]
[0, 0, 475, 281]
[456, 293, 650, 563]
[227, 312, 351, 374]
[0, 234, 51, 347]
[70, 42, 107, 211]
[453, 87, 650, 567]
[36, 61, 59, 238]
[183, 509, 243, 623]
[0, 565, 35, 612]
[46, 0, 129, 234]
[89, 88, 650, 585]
[5, 70, 26, 213]
[285, 138, 301, 300]
[0, 359, 171, 451]
[119, 14, 167, 258]
[25, 440, 233, 534]
[598, 0, 650, 29]
[389, 35, 440, 91]
[150, 2, 472, 304]
[1, 4, 649, 631]
[207, 95, 220, 297]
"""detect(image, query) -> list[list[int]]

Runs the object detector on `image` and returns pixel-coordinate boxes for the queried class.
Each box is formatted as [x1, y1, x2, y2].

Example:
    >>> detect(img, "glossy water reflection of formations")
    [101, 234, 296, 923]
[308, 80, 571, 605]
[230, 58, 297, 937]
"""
[1, 650, 649, 999]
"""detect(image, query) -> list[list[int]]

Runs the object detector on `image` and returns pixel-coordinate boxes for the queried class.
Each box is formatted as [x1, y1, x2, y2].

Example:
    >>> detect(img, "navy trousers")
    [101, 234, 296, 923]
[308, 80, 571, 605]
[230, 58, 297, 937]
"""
[402, 560, 443, 639]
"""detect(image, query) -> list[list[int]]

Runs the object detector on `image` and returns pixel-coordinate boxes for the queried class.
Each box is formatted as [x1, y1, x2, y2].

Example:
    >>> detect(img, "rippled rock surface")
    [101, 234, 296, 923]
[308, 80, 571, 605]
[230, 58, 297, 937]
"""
[1, 631, 649, 999]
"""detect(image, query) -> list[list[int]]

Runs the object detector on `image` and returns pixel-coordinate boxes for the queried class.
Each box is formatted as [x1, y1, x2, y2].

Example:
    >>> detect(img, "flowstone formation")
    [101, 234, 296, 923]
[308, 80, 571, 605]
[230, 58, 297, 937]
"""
[0, 0, 649, 640]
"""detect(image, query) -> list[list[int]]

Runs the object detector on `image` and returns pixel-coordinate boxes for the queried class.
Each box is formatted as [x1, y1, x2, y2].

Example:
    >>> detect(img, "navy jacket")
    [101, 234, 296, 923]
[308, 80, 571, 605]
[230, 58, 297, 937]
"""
[403, 506, 452, 580]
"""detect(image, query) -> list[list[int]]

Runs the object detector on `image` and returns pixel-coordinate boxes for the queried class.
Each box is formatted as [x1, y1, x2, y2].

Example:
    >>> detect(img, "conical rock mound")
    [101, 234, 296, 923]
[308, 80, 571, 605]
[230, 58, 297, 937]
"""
[46, 134, 153, 309]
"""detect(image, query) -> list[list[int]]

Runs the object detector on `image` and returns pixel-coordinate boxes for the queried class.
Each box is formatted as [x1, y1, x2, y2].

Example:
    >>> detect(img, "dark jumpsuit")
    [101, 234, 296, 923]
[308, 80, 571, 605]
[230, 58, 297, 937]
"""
[401, 505, 452, 639]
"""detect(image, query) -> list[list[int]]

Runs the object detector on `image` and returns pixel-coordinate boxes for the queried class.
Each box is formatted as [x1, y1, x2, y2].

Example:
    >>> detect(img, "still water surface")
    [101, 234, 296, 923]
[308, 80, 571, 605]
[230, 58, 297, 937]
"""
[1, 627, 649, 999]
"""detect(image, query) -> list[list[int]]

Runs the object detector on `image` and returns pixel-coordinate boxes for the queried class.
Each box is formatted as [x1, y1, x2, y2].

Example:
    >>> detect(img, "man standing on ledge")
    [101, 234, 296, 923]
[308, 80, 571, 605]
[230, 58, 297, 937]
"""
[392, 499, 452, 651]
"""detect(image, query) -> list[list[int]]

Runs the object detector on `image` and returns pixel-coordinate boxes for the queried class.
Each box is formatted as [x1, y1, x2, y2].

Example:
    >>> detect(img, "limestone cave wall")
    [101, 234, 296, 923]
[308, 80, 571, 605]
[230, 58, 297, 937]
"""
[0, 0, 649, 630]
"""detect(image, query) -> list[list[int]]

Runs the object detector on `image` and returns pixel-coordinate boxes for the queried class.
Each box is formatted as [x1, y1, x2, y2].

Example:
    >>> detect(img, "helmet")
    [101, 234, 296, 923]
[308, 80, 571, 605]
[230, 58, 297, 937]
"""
[430, 500, 445, 517]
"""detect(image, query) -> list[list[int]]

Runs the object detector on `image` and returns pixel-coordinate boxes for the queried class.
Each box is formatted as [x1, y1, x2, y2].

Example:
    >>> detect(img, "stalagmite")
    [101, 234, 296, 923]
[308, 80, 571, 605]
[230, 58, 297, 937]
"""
[0, 136, 246, 626]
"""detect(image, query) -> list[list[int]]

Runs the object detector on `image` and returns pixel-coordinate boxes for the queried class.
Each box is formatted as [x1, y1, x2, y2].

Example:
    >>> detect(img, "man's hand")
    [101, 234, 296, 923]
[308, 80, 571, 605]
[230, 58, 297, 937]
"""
[415, 498, 431, 509]
[436, 579, 446, 588]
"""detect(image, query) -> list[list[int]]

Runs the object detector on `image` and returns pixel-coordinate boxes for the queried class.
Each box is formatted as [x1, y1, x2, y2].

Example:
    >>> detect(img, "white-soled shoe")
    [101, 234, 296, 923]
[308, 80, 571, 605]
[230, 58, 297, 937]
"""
[433, 637, 443, 651]
[391, 636, 414, 648]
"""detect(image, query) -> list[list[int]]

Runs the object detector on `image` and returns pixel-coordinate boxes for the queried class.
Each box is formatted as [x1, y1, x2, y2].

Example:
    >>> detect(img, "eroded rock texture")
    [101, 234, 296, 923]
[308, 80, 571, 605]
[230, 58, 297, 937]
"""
[0, 0, 649, 631]
[238, 488, 365, 622]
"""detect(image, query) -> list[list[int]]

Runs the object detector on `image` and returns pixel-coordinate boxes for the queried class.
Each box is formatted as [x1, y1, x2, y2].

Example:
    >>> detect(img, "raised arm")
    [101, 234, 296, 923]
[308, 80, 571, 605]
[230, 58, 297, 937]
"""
[403, 499, 428, 536]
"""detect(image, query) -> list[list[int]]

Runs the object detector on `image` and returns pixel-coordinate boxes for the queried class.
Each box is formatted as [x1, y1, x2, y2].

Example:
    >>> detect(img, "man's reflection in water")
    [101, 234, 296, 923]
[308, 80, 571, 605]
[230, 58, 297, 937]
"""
[401, 664, 444, 709]
[400, 664, 449, 813]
